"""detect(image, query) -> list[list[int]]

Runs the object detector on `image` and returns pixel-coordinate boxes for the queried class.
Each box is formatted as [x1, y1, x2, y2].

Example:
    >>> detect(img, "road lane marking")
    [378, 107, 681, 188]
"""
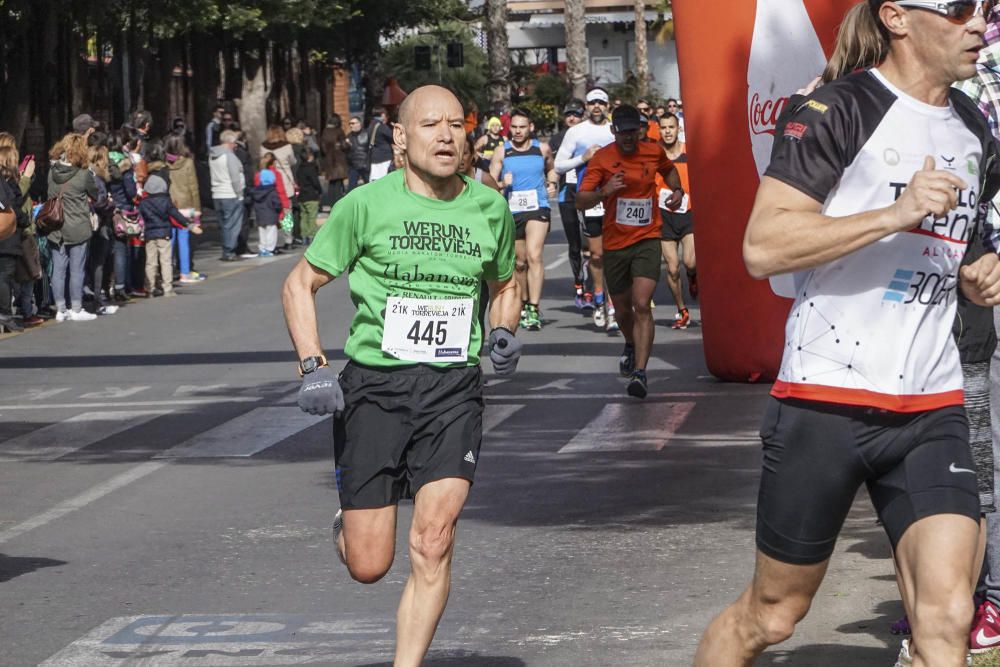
[0, 410, 173, 462]
[545, 253, 570, 271]
[558, 402, 696, 453]
[80, 386, 151, 399]
[156, 407, 327, 458]
[483, 404, 524, 434]
[0, 396, 261, 411]
[0, 462, 165, 545]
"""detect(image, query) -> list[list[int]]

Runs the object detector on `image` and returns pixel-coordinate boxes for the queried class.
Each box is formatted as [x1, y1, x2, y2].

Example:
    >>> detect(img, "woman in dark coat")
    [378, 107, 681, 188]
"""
[320, 114, 349, 210]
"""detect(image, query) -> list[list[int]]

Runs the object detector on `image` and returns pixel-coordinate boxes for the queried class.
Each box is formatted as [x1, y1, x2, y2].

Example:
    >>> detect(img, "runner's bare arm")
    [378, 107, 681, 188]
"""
[282, 258, 335, 359]
[744, 160, 966, 279]
[543, 145, 558, 198]
[489, 143, 506, 185]
[480, 170, 502, 192]
[488, 274, 520, 332]
[660, 164, 683, 209]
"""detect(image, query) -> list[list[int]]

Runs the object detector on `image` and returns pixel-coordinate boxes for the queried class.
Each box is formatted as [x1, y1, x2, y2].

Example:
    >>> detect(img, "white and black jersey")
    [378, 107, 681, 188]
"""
[765, 68, 1000, 412]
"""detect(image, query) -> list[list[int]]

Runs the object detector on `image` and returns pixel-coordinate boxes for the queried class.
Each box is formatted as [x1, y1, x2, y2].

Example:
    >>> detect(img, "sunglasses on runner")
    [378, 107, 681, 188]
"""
[894, 0, 996, 22]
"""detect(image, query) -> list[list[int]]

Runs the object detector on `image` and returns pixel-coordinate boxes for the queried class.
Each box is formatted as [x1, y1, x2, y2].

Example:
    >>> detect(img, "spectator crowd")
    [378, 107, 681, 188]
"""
[0, 104, 394, 333]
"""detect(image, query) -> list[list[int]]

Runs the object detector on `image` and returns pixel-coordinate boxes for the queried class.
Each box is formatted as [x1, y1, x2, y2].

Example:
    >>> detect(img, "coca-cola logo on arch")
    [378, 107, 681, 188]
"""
[749, 92, 789, 137]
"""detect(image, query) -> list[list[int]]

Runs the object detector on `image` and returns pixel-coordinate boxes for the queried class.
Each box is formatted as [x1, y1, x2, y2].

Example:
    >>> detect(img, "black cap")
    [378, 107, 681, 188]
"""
[611, 105, 643, 132]
[563, 99, 585, 116]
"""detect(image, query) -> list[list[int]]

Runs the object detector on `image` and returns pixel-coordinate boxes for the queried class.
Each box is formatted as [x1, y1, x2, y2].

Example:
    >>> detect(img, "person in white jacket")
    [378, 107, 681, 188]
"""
[209, 130, 246, 262]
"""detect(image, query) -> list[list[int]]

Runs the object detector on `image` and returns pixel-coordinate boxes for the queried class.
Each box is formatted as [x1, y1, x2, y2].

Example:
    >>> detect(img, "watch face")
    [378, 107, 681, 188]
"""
[302, 358, 318, 373]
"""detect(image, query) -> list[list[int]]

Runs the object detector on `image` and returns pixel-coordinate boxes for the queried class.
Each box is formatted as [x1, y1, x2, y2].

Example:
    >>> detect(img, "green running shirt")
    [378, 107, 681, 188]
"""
[304, 170, 515, 368]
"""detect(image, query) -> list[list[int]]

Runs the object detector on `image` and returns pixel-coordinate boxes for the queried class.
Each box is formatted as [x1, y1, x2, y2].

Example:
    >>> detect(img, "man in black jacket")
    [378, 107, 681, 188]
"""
[345, 116, 369, 191]
[366, 106, 394, 182]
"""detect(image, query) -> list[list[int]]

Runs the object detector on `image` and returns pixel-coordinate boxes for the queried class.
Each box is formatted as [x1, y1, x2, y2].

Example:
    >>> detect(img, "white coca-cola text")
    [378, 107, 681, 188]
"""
[749, 92, 789, 136]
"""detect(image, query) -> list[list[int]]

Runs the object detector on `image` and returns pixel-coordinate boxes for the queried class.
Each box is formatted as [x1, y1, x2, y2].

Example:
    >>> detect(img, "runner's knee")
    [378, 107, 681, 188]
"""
[590, 254, 603, 270]
[753, 601, 807, 647]
[911, 595, 973, 644]
[410, 521, 456, 568]
[632, 299, 652, 317]
[515, 261, 528, 274]
[345, 552, 394, 584]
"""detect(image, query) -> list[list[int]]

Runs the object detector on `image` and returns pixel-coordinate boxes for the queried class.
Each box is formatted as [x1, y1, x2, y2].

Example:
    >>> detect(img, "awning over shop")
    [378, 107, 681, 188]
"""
[523, 10, 668, 28]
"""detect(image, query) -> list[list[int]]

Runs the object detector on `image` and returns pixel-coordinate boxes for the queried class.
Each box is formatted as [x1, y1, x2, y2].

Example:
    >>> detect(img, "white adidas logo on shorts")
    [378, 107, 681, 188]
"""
[464, 451, 476, 464]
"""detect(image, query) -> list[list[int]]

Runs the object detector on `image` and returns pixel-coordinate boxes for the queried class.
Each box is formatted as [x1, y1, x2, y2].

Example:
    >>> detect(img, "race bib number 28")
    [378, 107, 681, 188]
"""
[382, 297, 474, 363]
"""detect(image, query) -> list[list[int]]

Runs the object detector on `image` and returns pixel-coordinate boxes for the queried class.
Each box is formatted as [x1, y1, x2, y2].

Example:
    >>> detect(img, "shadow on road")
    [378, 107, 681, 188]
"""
[358, 656, 526, 667]
[0, 553, 67, 583]
[759, 644, 892, 665]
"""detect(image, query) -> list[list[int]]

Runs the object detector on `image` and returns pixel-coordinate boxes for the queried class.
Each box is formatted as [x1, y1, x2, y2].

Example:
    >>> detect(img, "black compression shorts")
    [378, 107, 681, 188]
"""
[513, 208, 551, 241]
[756, 397, 979, 565]
[333, 362, 484, 509]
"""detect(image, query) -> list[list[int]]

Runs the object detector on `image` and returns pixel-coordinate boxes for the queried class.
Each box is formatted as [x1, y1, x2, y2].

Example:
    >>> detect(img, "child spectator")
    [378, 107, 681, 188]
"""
[251, 169, 282, 257]
[256, 153, 290, 254]
[139, 175, 189, 298]
[295, 147, 322, 245]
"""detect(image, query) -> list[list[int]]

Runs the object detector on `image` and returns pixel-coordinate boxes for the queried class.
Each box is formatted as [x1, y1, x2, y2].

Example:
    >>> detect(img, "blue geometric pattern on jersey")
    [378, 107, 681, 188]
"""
[503, 139, 548, 208]
[883, 269, 914, 303]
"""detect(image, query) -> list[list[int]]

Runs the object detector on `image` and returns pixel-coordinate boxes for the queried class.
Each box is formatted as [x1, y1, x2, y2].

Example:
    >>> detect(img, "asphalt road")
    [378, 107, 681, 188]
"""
[0, 219, 908, 666]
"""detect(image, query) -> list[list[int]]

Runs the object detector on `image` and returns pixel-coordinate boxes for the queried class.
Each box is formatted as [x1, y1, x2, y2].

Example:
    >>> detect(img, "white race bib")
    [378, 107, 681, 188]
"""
[586, 200, 605, 218]
[565, 168, 578, 185]
[616, 197, 653, 226]
[509, 190, 539, 213]
[658, 189, 689, 214]
[382, 297, 474, 363]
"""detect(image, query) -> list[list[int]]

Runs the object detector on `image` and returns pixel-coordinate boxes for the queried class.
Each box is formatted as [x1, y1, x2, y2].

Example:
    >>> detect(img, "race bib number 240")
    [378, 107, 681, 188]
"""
[382, 297, 474, 363]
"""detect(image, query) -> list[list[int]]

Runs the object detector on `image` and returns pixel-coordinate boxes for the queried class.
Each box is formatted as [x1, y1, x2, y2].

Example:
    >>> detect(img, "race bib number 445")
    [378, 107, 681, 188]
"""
[382, 297, 474, 363]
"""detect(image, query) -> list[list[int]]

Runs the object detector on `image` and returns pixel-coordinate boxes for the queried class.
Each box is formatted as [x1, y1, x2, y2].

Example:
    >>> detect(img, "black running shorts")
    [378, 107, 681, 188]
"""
[333, 362, 484, 509]
[756, 397, 979, 565]
[603, 238, 662, 295]
[513, 208, 551, 241]
[660, 209, 694, 241]
[581, 214, 603, 239]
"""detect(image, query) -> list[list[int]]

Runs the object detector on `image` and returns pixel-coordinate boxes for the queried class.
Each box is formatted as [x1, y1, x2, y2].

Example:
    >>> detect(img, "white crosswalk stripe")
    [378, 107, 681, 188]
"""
[0, 410, 173, 462]
[156, 407, 329, 459]
[558, 402, 696, 453]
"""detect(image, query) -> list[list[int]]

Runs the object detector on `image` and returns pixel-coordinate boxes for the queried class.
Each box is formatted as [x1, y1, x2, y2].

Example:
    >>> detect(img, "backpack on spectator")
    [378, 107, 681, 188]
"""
[112, 208, 144, 238]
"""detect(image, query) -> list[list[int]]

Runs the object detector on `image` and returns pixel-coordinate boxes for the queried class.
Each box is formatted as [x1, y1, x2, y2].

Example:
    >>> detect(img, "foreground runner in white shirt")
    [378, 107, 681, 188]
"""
[695, 2, 1000, 665]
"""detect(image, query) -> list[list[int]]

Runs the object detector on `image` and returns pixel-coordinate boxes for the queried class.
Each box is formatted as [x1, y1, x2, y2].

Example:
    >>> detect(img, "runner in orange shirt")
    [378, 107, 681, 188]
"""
[576, 105, 683, 398]
[656, 113, 696, 329]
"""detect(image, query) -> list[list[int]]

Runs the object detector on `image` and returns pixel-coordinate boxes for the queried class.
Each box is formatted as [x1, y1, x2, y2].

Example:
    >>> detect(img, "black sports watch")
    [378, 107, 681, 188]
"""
[298, 354, 328, 377]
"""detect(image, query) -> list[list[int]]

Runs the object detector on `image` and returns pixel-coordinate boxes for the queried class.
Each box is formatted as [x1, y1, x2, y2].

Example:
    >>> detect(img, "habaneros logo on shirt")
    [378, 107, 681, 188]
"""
[389, 220, 482, 258]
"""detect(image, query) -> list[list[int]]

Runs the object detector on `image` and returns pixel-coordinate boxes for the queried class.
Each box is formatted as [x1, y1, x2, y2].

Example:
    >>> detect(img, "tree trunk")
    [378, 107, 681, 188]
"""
[484, 0, 510, 110]
[238, 40, 268, 157]
[191, 33, 221, 157]
[0, 33, 33, 145]
[634, 1, 649, 98]
[564, 0, 588, 100]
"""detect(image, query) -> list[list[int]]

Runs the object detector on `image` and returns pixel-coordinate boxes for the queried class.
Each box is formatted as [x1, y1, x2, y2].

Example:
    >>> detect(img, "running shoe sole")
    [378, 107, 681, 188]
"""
[627, 376, 648, 399]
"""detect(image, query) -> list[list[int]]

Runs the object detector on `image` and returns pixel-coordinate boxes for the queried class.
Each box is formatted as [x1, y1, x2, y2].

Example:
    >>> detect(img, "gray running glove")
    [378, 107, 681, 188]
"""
[298, 366, 345, 416]
[488, 327, 522, 376]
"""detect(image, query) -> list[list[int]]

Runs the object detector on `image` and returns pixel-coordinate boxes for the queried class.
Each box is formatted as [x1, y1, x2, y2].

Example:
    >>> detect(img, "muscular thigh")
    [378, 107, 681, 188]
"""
[755, 398, 870, 565]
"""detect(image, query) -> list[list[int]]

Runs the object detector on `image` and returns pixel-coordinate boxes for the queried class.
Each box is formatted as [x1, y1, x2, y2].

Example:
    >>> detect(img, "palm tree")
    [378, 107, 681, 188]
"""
[635, 0, 649, 98]
[564, 0, 587, 99]
[484, 0, 511, 109]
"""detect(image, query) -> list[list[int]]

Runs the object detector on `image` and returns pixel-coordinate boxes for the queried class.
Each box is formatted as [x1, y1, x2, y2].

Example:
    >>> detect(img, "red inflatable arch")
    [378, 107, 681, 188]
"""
[673, 0, 860, 381]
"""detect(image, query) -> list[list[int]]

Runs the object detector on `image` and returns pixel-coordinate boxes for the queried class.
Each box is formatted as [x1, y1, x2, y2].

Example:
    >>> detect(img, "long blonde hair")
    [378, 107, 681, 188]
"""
[822, 2, 889, 83]
[0, 146, 19, 181]
[89, 144, 110, 181]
